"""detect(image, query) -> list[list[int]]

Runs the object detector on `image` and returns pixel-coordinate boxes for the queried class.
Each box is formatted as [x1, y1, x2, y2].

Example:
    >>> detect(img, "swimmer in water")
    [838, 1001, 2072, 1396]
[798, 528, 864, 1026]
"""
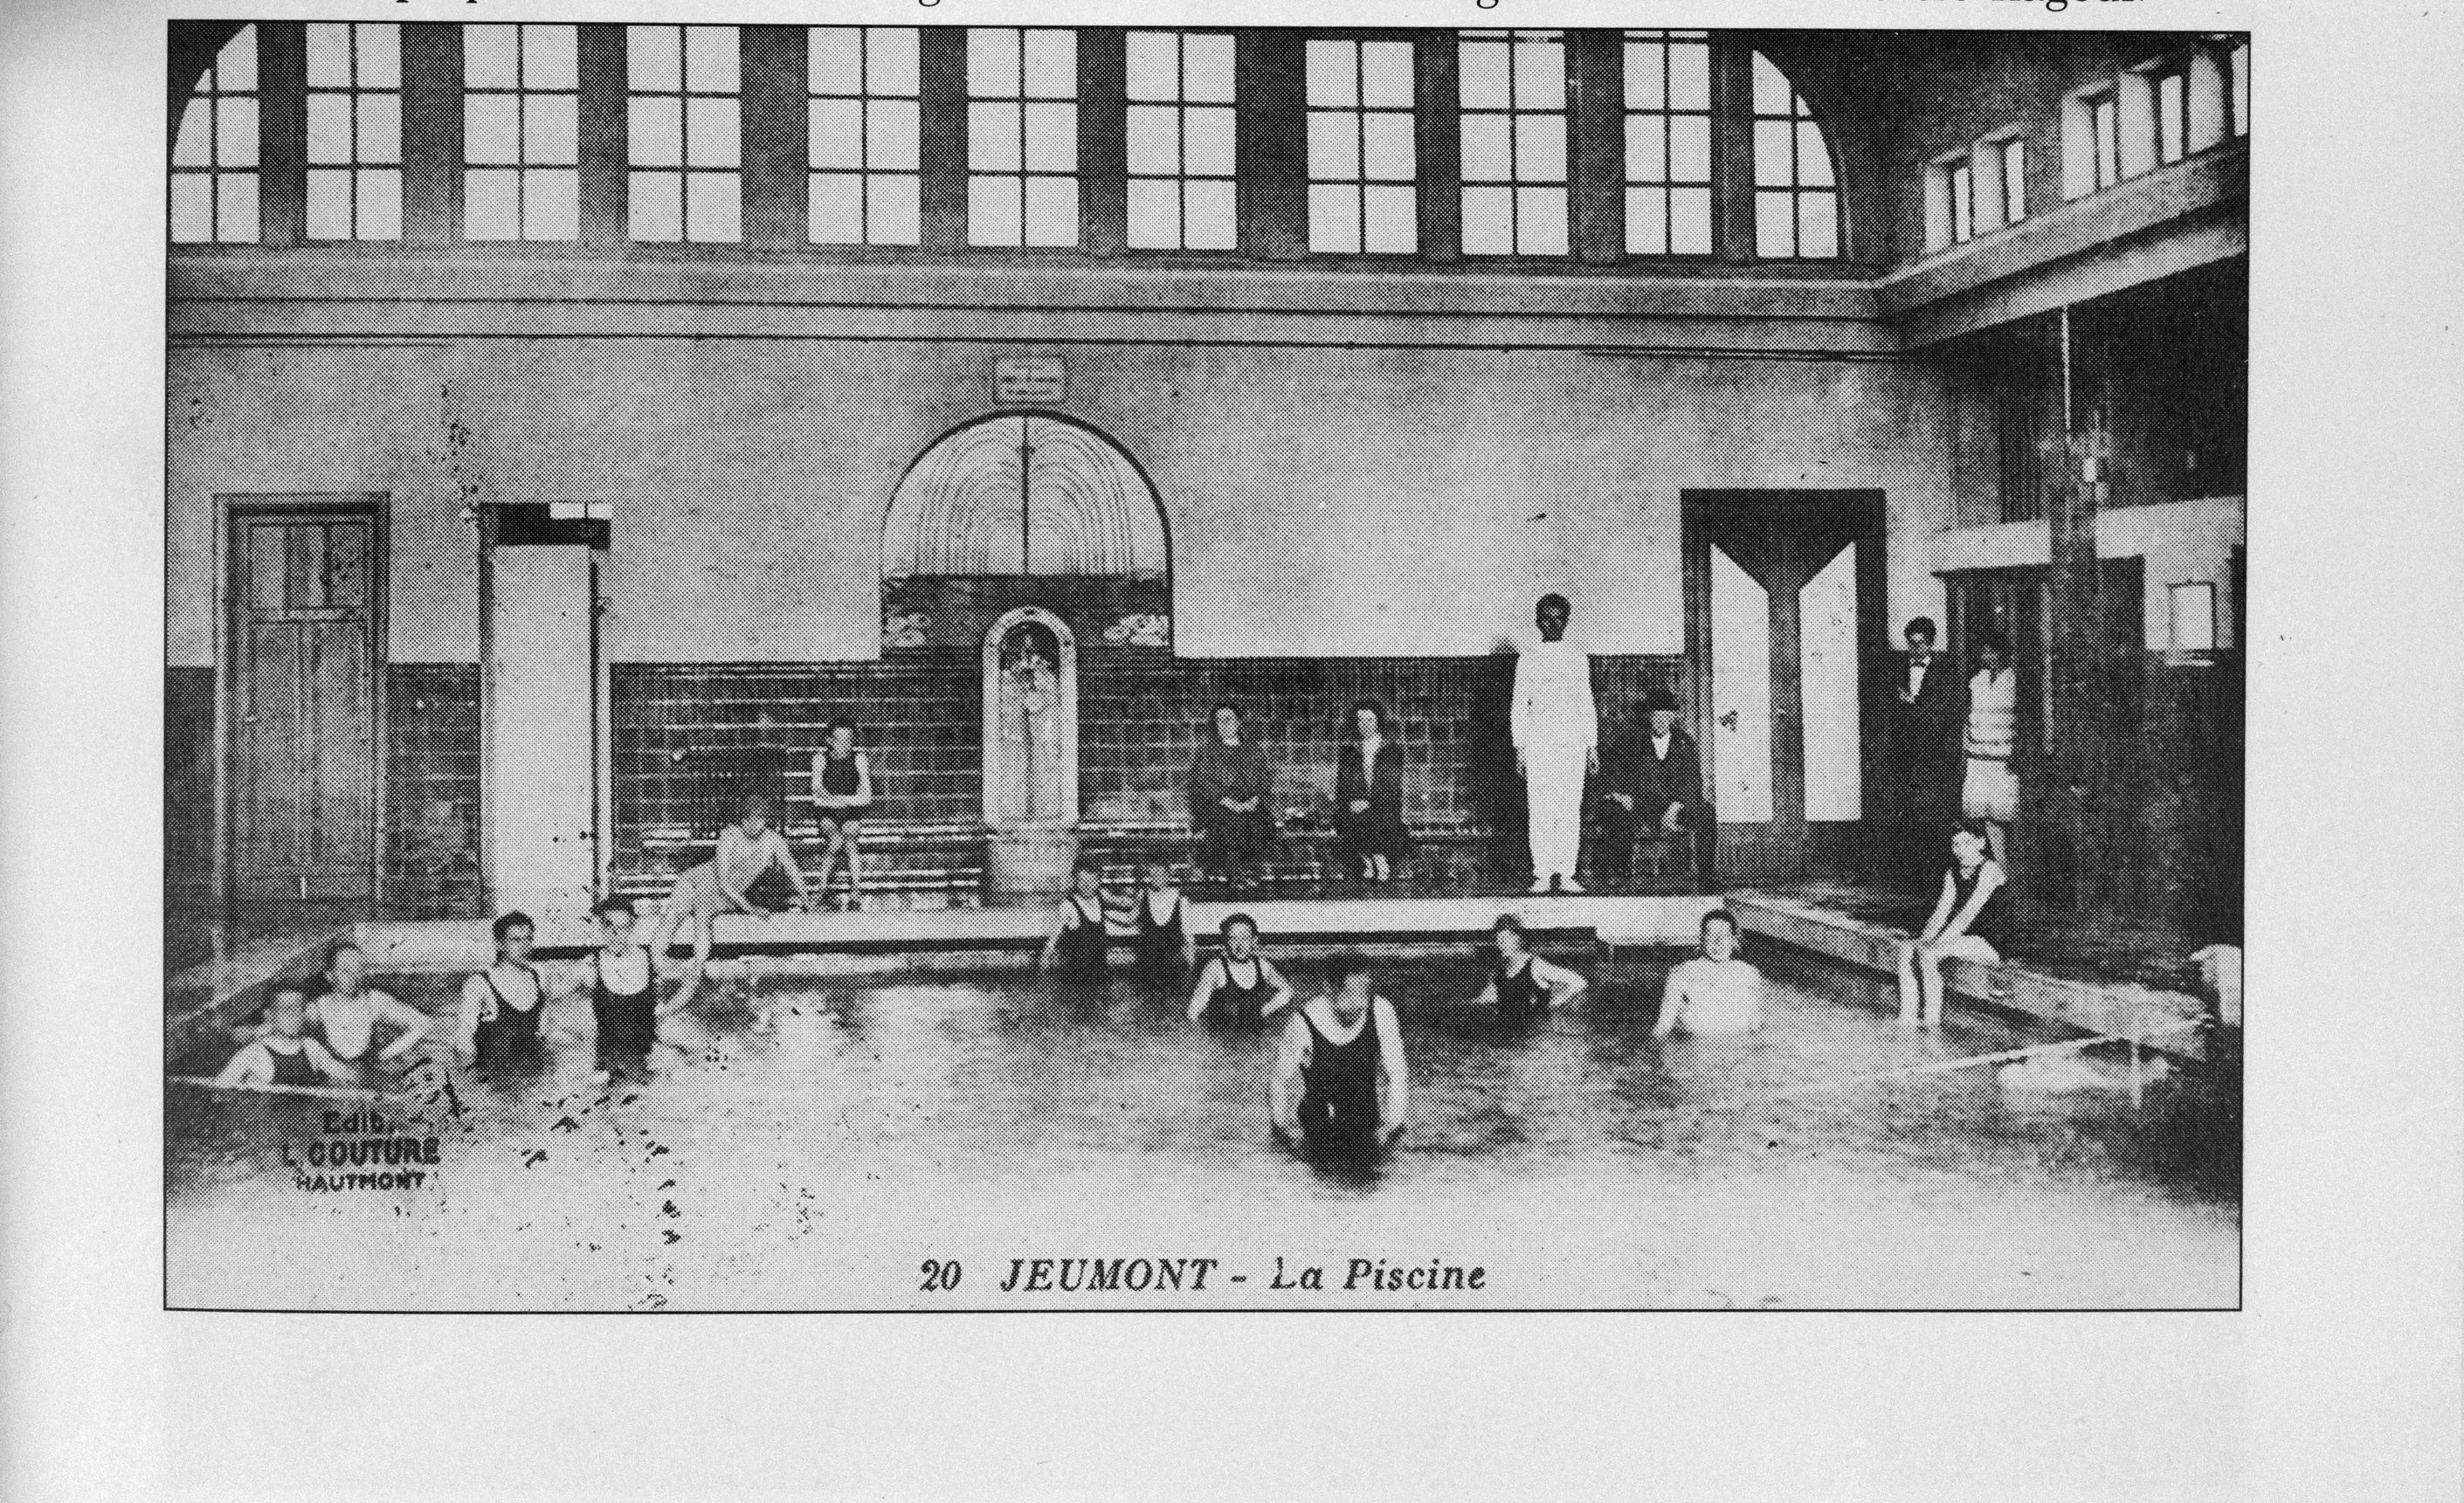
[454, 911, 548, 1072]
[307, 941, 433, 1083]
[648, 793, 812, 1014]
[1472, 914, 1587, 1025]
[585, 895, 662, 1084]
[215, 986, 353, 1090]
[1039, 862, 1117, 979]
[1653, 908, 1765, 1038]
[1132, 859, 1196, 980]
[1269, 955, 1409, 1161]
[1185, 913, 1295, 1026]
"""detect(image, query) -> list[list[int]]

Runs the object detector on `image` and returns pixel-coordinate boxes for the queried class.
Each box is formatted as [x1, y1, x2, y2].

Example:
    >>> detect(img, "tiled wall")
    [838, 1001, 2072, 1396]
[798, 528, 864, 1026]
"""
[611, 653, 1683, 857]
[384, 663, 483, 917]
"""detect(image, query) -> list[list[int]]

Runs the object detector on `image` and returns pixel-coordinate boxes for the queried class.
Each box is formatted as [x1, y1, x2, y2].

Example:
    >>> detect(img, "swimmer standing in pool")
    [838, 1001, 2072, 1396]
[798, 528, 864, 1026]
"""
[648, 793, 812, 1014]
[1473, 914, 1587, 1025]
[216, 985, 354, 1089]
[1185, 913, 1295, 1026]
[1269, 955, 1409, 1159]
[453, 911, 549, 1072]
[307, 941, 434, 1083]
[1653, 909, 1765, 1038]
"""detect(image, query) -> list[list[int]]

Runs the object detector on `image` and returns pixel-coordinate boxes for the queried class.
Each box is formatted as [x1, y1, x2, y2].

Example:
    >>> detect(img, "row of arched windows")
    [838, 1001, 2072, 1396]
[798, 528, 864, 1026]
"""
[174, 24, 1846, 264]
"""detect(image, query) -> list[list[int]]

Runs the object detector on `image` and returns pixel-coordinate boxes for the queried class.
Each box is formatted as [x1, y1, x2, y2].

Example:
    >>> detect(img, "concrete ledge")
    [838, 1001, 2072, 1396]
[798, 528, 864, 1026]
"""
[1728, 893, 2208, 1061]
[351, 894, 1722, 975]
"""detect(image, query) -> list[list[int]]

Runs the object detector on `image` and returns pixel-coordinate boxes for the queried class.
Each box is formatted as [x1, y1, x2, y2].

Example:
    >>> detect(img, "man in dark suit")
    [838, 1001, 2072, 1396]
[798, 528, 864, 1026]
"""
[1883, 617, 1963, 887]
[1598, 686, 1716, 891]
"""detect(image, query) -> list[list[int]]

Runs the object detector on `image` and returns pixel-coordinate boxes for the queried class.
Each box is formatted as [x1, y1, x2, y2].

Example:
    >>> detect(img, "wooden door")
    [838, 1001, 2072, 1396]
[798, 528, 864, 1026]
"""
[231, 506, 379, 901]
[1684, 492, 1887, 884]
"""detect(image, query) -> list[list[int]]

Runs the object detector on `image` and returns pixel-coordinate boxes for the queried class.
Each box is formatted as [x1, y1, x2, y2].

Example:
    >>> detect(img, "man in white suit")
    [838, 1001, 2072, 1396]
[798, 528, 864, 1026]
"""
[1510, 593, 1598, 893]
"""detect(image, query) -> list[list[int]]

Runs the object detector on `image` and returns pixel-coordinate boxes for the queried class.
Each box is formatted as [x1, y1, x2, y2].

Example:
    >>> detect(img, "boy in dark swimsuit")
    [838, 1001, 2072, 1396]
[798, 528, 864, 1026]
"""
[585, 896, 662, 1083]
[1132, 859, 1195, 980]
[1472, 914, 1587, 1026]
[215, 987, 353, 1090]
[1269, 955, 1409, 1161]
[1039, 863, 1118, 980]
[1185, 913, 1295, 1026]
[454, 911, 549, 1072]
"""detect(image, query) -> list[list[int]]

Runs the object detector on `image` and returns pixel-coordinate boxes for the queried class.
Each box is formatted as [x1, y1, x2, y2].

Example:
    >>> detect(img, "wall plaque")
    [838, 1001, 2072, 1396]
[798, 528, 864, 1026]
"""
[993, 355, 1066, 405]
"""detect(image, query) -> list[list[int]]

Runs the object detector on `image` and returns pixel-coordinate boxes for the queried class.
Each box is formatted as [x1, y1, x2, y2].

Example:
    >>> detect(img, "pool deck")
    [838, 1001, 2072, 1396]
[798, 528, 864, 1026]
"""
[169, 886, 2219, 1062]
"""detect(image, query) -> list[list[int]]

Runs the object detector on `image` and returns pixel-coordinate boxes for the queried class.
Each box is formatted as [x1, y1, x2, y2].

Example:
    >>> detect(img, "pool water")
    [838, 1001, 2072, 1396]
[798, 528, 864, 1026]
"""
[166, 949, 2238, 1310]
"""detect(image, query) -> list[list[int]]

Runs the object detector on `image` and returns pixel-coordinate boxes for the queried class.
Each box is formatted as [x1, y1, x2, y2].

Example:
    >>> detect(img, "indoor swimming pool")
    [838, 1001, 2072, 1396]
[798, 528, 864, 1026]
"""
[165, 948, 2238, 1311]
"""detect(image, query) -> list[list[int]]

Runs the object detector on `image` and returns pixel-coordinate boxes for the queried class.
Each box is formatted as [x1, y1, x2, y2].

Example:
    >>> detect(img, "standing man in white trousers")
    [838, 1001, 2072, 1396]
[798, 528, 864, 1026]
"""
[1511, 593, 1598, 893]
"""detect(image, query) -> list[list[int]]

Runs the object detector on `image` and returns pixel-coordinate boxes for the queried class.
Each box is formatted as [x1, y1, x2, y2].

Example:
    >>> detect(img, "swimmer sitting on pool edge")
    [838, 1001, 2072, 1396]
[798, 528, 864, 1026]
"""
[647, 793, 813, 1014]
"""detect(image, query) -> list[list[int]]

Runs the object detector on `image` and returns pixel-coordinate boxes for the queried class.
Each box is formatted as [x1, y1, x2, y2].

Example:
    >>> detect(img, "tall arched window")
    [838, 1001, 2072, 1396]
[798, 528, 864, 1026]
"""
[1750, 51, 1841, 259]
[171, 25, 259, 243]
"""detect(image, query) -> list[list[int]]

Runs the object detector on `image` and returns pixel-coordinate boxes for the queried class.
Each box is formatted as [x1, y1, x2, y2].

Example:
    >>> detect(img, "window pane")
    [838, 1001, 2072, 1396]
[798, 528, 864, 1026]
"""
[465, 169, 519, 238]
[1308, 111, 1358, 183]
[631, 169, 682, 240]
[307, 169, 352, 238]
[1125, 32, 1177, 101]
[688, 96, 740, 169]
[969, 101, 1020, 172]
[1183, 34, 1236, 104]
[1798, 121, 1833, 187]
[466, 94, 520, 165]
[1670, 114, 1710, 182]
[1184, 179, 1236, 249]
[1307, 41, 1356, 108]
[1513, 40, 1564, 112]
[1460, 114, 1511, 183]
[171, 174, 213, 242]
[1458, 42, 1509, 111]
[630, 25, 681, 93]
[2157, 72, 2185, 162]
[173, 99, 211, 168]
[811, 29, 864, 97]
[811, 99, 864, 171]
[1625, 113, 1666, 183]
[217, 96, 259, 169]
[631, 96, 681, 168]
[809, 173, 862, 242]
[2003, 141, 2027, 220]
[1024, 102, 1075, 173]
[1755, 190, 1794, 256]
[218, 172, 258, 242]
[687, 26, 740, 94]
[525, 93, 578, 166]
[307, 24, 352, 88]
[1023, 31, 1075, 97]
[1668, 41, 1711, 111]
[1515, 113, 1564, 183]
[969, 175, 1021, 246]
[687, 170, 741, 242]
[307, 93, 353, 165]
[1670, 185, 1712, 252]
[1751, 52, 1791, 114]
[1755, 120, 1793, 187]
[359, 25, 399, 90]
[1363, 42, 1415, 107]
[359, 93, 400, 164]
[1515, 185, 1566, 255]
[865, 98, 916, 172]
[1363, 113, 1414, 181]
[1184, 106, 1236, 178]
[867, 28, 919, 98]
[216, 26, 257, 92]
[1125, 178, 1177, 247]
[1309, 183, 1360, 252]
[1798, 191, 1839, 258]
[358, 169, 401, 238]
[1625, 43, 1665, 111]
[1363, 184, 1417, 252]
[524, 168, 578, 239]
[1626, 185, 1667, 255]
[967, 29, 1018, 99]
[1126, 106, 1178, 176]
[523, 26, 578, 91]
[1025, 175, 1078, 245]
[1460, 184, 1512, 253]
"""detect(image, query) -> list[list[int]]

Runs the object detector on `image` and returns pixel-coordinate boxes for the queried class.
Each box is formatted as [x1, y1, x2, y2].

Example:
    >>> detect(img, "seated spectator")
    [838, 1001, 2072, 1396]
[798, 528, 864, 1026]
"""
[1190, 701, 1273, 891]
[1600, 686, 1716, 890]
[1334, 700, 1410, 885]
[809, 719, 875, 908]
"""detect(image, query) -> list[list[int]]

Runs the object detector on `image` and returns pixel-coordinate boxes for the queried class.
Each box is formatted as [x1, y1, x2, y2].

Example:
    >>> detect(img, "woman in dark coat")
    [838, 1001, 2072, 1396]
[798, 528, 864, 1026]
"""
[1333, 700, 1410, 884]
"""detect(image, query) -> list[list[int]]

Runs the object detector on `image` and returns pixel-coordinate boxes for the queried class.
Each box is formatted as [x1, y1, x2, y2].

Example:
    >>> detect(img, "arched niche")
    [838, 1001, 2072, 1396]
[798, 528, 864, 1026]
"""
[885, 414, 1169, 581]
[980, 606, 1079, 829]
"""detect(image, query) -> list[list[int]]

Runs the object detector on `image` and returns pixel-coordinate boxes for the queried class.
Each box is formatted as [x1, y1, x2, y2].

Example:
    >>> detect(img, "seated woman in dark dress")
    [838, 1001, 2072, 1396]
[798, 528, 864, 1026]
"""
[1189, 701, 1273, 890]
[1333, 699, 1410, 885]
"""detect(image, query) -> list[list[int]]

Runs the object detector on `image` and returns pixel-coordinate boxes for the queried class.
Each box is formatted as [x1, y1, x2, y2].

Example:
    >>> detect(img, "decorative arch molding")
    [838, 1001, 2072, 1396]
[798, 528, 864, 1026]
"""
[884, 414, 1169, 581]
